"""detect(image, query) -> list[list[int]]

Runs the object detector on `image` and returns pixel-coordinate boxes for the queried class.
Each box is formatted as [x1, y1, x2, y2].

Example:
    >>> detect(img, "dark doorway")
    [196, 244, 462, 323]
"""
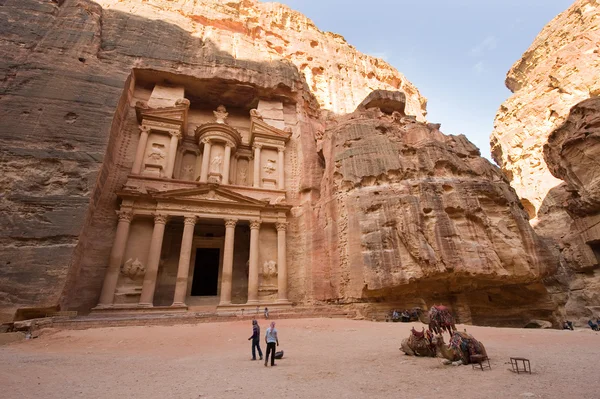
[191, 248, 220, 296]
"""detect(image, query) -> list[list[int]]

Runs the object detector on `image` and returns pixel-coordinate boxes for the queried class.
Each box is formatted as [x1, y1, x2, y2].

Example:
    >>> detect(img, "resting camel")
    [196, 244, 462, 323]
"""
[416, 305, 457, 337]
[432, 331, 487, 365]
[399, 327, 436, 357]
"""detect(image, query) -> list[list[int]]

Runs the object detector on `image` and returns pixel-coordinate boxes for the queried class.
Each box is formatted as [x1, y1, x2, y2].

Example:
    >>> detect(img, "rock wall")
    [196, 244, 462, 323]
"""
[92, 0, 427, 119]
[490, 0, 600, 323]
[305, 95, 558, 326]
[491, 0, 600, 218]
[540, 97, 600, 322]
[1, 0, 559, 325]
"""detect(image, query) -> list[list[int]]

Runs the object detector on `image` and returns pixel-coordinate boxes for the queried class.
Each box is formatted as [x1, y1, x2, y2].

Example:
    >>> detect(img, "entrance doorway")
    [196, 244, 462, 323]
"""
[191, 248, 220, 296]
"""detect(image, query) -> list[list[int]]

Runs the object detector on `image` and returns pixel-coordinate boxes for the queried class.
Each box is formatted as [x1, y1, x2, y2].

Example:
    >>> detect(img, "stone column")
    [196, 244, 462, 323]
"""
[246, 220, 261, 304]
[172, 216, 196, 307]
[253, 144, 261, 188]
[218, 219, 237, 306]
[199, 139, 212, 183]
[132, 126, 150, 174]
[165, 131, 181, 179]
[139, 214, 168, 307]
[276, 222, 288, 302]
[222, 143, 232, 185]
[97, 210, 133, 306]
[277, 148, 285, 190]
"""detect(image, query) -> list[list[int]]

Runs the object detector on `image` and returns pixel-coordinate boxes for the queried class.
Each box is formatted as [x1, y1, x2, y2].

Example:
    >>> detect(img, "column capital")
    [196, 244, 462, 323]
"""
[277, 147, 285, 153]
[252, 143, 263, 150]
[276, 221, 288, 231]
[153, 213, 169, 225]
[201, 137, 211, 145]
[224, 219, 238, 228]
[249, 220, 261, 230]
[183, 216, 197, 226]
[116, 210, 134, 223]
[169, 130, 182, 140]
[139, 125, 150, 134]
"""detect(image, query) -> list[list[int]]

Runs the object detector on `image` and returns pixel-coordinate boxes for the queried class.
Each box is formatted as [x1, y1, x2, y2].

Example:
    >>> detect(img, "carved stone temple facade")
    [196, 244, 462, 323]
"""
[94, 84, 292, 312]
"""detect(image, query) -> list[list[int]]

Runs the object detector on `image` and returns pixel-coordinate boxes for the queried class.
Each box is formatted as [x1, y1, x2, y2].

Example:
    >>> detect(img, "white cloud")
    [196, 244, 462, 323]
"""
[473, 61, 485, 74]
[470, 36, 497, 56]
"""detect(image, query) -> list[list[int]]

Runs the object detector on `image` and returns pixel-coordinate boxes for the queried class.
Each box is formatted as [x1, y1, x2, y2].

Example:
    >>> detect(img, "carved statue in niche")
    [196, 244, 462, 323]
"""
[239, 166, 248, 185]
[261, 260, 278, 289]
[264, 159, 276, 175]
[122, 258, 145, 279]
[147, 143, 166, 163]
[182, 164, 194, 180]
[210, 154, 222, 173]
[213, 105, 228, 124]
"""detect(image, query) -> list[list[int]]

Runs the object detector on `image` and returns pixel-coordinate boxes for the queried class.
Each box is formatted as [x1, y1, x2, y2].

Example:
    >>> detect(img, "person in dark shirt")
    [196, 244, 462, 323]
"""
[248, 319, 263, 360]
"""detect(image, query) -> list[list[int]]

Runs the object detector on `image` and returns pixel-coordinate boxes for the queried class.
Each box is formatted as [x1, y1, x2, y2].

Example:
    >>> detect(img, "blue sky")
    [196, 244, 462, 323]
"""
[278, 0, 574, 161]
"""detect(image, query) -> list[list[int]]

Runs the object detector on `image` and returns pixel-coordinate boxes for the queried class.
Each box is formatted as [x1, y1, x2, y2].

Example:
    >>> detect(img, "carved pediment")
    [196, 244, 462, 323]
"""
[250, 118, 292, 143]
[152, 184, 267, 206]
[136, 101, 189, 133]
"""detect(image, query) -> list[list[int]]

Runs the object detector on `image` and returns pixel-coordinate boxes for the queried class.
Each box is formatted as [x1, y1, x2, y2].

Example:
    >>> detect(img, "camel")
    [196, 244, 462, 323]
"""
[432, 331, 487, 365]
[399, 327, 436, 357]
[415, 305, 457, 337]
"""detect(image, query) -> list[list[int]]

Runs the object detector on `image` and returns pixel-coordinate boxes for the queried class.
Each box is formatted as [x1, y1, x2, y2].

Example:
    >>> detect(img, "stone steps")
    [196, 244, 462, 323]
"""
[50, 307, 354, 330]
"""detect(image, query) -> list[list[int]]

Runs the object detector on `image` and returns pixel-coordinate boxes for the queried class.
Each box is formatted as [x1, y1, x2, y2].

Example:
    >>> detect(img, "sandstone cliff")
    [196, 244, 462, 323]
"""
[490, 0, 600, 323]
[491, 0, 600, 218]
[540, 97, 600, 322]
[93, 0, 428, 119]
[1, 0, 558, 325]
[303, 94, 558, 326]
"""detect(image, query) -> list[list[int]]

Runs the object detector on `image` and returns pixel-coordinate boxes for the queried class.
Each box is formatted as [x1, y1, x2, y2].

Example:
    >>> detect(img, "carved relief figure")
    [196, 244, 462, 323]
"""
[147, 143, 166, 163]
[262, 260, 277, 278]
[182, 164, 194, 180]
[264, 159, 276, 175]
[239, 166, 248, 185]
[213, 105, 228, 124]
[210, 154, 222, 173]
[122, 258, 145, 279]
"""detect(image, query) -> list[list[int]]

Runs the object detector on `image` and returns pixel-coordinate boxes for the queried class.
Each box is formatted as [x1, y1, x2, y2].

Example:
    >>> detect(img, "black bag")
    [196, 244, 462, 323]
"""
[274, 350, 284, 359]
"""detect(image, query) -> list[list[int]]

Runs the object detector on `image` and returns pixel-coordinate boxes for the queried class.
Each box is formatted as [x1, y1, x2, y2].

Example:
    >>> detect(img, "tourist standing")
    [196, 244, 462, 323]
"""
[264, 307, 269, 319]
[248, 319, 263, 361]
[264, 321, 279, 367]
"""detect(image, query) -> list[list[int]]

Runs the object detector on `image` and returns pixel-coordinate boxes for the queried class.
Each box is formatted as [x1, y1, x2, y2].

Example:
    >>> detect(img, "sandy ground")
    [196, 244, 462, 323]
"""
[0, 318, 598, 399]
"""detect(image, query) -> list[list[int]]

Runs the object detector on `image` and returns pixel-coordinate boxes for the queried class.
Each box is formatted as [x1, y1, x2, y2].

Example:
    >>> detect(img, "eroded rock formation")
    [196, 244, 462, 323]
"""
[93, 0, 427, 119]
[491, 0, 600, 323]
[540, 98, 600, 321]
[0, 0, 559, 325]
[491, 0, 600, 218]
[305, 97, 558, 326]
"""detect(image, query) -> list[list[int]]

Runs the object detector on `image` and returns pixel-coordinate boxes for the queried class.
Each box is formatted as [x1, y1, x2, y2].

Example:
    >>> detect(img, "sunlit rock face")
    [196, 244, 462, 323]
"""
[491, 0, 600, 218]
[307, 97, 558, 326]
[540, 98, 600, 323]
[93, 0, 428, 119]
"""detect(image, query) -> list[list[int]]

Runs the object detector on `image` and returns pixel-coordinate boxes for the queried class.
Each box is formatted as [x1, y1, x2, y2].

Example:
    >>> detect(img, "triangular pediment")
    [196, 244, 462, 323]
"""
[152, 184, 267, 206]
[250, 118, 292, 141]
[135, 102, 189, 129]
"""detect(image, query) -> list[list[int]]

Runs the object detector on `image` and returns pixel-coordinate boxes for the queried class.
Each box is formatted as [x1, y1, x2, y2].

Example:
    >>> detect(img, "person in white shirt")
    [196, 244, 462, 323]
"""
[264, 321, 279, 367]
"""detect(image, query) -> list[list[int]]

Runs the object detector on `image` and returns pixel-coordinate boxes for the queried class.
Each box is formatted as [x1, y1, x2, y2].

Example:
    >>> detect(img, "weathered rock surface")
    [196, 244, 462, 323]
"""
[491, 0, 600, 218]
[93, 0, 427, 119]
[0, 0, 559, 325]
[305, 102, 558, 326]
[540, 98, 600, 323]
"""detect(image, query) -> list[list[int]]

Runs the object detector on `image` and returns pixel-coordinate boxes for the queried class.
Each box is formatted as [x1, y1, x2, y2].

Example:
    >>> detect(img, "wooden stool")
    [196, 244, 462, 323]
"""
[510, 357, 531, 374]
[470, 354, 491, 371]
